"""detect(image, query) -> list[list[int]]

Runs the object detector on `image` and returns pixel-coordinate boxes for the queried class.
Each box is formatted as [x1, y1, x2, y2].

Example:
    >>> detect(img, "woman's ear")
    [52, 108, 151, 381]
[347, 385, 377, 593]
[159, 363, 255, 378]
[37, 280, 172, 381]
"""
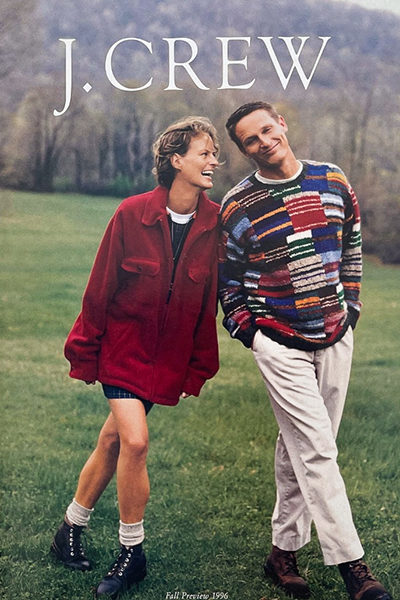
[170, 153, 182, 171]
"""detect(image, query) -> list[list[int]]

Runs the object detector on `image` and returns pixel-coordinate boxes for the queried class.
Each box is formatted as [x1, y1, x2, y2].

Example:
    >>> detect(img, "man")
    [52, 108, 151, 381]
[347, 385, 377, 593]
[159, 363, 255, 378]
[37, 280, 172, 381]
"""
[218, 101, 391, 600]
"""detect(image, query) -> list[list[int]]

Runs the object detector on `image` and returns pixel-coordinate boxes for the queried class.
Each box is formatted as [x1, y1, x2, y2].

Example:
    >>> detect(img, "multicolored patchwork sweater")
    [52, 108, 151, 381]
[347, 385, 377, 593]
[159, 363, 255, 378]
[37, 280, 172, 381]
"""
[218, 160, 362, 350]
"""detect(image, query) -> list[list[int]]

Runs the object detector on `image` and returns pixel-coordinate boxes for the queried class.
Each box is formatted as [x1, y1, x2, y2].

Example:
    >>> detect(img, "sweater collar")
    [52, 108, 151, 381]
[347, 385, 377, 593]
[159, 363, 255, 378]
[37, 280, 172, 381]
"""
[142, 185, 218, 230]
[254, 160, 304, 185]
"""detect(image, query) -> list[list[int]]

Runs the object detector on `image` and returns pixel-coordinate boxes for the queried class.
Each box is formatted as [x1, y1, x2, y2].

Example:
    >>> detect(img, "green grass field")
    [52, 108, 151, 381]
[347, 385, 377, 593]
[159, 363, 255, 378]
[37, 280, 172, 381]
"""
[1, 190, 399, 600]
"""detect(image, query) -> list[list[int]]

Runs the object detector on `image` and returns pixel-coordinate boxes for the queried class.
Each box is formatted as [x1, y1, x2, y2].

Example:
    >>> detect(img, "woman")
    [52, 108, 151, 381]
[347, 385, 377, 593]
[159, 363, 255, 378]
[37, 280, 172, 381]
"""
[51, 116, 220, 599]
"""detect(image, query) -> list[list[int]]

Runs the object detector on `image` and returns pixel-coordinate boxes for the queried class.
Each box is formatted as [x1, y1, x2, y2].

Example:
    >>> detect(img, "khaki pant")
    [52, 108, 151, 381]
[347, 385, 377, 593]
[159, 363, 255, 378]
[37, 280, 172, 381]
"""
[252, 327, 364, 565]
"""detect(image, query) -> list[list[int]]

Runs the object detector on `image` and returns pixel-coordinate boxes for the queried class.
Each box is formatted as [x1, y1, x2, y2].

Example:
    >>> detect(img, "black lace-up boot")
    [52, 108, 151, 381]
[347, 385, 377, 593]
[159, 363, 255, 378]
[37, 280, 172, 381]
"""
[339, 559, 391, 600]
[95, 544, 147, 599]
[51, 520, 91, 571]
[264, 545, 311, 599]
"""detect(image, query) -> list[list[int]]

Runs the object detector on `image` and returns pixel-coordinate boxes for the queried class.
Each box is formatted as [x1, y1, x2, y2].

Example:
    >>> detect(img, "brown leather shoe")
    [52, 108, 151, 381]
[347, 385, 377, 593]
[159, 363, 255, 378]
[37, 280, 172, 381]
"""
[264, 545, 311, 599]
[339, 559, 391, 600]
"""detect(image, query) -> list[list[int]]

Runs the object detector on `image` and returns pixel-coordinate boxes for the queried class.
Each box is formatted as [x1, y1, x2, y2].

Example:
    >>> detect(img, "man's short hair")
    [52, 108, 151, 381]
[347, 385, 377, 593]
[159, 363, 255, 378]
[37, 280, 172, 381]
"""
[226, 101, 280, 150]
[153, 116, 220, 189]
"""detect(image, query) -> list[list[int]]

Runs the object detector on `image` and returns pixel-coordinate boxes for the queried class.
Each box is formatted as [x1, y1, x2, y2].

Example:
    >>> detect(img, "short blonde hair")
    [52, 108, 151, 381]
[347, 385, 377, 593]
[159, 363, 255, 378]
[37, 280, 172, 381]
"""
[152, 116, 220, 189]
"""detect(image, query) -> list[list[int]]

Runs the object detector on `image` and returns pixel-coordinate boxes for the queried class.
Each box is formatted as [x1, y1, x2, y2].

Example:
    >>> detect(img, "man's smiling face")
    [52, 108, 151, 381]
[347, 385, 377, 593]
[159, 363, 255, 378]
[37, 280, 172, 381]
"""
[234, 109, 293, 178]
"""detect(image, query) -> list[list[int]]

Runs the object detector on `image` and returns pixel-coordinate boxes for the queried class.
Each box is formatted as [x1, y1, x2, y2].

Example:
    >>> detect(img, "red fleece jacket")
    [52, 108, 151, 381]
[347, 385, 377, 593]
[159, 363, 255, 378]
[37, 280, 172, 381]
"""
[65, 186, 219, 405]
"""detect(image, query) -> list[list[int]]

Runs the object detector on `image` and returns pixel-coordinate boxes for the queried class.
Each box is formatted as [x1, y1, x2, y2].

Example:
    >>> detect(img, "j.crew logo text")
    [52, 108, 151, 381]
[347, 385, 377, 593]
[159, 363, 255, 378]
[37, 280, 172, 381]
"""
[53, 36, 331, 117]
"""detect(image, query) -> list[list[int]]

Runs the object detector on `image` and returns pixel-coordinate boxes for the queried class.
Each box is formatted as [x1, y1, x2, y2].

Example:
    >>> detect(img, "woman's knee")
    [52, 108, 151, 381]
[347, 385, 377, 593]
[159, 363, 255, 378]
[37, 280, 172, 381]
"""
[120, 433, 149, 462]
[108, 398, 150, 462]
[97, 426, 120, 456]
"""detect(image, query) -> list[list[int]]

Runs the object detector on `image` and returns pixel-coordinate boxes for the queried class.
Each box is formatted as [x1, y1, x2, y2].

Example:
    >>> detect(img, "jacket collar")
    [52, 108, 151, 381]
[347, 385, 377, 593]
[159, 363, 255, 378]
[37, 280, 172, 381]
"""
[142, 185, 218, 230]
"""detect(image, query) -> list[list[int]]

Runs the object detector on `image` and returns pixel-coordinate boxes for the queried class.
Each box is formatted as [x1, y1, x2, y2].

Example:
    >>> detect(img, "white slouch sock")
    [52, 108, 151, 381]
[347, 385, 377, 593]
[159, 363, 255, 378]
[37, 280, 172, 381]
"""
[65, 498, 94, 527]
[119, 519, 145, 547]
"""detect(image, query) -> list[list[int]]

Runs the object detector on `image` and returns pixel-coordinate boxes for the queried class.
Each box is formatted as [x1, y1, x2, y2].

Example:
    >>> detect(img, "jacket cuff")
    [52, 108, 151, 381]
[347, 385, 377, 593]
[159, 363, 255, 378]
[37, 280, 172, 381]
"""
[69, 361, 98, 383]
[181, 370, 207, 397]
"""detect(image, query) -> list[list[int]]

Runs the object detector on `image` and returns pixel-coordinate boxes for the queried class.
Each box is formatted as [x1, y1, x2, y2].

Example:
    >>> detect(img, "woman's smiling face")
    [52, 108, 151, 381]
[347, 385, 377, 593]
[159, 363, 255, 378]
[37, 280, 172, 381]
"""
[172, 133, 219, 191]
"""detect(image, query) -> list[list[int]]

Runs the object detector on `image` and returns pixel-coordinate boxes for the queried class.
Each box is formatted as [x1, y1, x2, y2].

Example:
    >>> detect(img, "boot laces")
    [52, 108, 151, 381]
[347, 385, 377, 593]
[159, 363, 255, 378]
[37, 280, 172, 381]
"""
[107, 547, 134, 578]
[347, 561, 375, 592]
[67, 526, 85, 558]
[282, 552, 300, 577]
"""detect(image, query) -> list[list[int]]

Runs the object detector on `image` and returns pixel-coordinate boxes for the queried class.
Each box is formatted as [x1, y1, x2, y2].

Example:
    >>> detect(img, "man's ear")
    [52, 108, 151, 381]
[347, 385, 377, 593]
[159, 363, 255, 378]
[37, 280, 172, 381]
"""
[278, 115, 288, 133]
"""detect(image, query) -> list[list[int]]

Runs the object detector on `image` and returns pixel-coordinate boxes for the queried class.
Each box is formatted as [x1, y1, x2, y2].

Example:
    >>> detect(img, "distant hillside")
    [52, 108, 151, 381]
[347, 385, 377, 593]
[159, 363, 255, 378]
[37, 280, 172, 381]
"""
[38, 0, 400, 91]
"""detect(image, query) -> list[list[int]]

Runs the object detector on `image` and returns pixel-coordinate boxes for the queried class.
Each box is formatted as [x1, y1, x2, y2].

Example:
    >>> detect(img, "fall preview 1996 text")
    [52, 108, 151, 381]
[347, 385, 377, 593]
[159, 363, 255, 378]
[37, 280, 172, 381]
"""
[165, 592, 229, 600]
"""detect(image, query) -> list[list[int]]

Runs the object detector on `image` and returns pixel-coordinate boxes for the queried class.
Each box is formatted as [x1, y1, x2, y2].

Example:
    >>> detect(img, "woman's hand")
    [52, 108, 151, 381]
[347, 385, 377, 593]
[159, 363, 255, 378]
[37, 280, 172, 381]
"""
[181, 392, 191, 398]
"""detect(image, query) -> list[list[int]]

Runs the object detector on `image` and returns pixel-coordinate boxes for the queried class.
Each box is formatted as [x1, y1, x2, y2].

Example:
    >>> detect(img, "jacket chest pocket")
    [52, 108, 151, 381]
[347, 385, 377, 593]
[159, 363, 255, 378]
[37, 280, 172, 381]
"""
[188, 265, 209, 284]
[120, 257, 161, 306]
[182, 265, 210, 313]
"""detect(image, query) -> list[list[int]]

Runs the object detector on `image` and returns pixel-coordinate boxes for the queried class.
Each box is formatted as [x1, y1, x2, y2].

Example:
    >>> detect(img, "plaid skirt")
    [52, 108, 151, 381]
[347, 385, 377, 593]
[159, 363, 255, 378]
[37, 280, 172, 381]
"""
[101, 384, 154, 414]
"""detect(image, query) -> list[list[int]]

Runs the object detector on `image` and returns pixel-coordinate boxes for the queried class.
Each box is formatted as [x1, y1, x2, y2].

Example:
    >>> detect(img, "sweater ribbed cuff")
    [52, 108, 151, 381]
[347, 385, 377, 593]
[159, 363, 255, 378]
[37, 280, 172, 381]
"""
[347, 305, 360, 330]
[234, 324, 258, 349]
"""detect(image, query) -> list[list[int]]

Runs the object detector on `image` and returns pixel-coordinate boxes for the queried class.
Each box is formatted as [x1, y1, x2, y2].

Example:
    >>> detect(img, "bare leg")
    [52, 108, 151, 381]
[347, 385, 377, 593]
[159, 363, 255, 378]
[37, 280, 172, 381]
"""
[108, 398, 150, 523]
[52, 413, 120, 569]
[74, 412, 120, 509]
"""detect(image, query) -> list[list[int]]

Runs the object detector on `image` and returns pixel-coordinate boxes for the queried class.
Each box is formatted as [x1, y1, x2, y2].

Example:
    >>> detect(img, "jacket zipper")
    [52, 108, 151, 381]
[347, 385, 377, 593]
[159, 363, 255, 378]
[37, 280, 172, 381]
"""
[165, 224, 208, 304]
[152, 221, 209, 399]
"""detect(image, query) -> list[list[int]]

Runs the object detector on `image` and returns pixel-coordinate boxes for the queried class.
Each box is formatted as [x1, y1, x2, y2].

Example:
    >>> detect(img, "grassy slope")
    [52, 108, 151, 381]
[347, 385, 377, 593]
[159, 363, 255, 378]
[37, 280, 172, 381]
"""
[1, 190, 399, 600]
